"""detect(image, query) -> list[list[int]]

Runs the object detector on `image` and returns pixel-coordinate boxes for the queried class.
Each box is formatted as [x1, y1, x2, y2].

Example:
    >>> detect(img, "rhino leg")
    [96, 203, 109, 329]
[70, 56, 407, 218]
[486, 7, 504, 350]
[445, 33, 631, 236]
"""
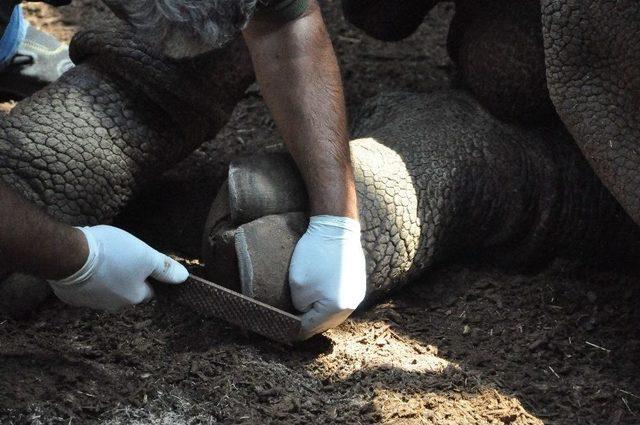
[204, 91, 640, 310]
[542, 0, 640, 225]
[447, 0, 554, 123]
[0, 25, 252, 225]
[0, 24, 253, 315]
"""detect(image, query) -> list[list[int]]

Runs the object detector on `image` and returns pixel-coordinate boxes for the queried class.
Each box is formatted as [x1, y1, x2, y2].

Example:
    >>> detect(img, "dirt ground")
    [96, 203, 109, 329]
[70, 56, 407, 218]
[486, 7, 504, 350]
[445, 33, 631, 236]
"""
[1, 1, 640, 424]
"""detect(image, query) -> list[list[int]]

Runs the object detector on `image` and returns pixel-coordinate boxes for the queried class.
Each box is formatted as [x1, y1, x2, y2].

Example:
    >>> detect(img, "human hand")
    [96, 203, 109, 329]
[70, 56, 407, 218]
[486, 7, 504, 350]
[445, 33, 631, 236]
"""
[49, 225, 188, 311]
[289, 215, 367, 340]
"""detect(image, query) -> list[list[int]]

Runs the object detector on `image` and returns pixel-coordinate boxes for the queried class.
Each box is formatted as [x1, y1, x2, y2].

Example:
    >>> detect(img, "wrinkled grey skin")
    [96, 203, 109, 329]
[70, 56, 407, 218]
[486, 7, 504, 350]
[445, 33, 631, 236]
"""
[342, 0, 640, 227]
[0, 23, 254, 316]
[1, 25, 253, 225]
[343, 91, 640, 294]
[541, 0, 640, 228]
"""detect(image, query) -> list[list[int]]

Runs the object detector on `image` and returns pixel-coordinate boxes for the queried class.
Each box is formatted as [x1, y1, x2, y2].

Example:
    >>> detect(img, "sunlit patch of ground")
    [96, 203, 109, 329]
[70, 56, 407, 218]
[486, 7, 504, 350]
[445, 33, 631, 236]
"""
[319, 321, 451, 377]
[0, 100, 16, 113]
[306, 320, 542, 424]
[22, 3, 74, 42]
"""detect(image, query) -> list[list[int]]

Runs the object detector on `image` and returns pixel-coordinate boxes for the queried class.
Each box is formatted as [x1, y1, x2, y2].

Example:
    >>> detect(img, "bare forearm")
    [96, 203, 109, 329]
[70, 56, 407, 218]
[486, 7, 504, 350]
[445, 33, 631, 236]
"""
[0, 180, 86, 279]
[243, 1, 358, 218]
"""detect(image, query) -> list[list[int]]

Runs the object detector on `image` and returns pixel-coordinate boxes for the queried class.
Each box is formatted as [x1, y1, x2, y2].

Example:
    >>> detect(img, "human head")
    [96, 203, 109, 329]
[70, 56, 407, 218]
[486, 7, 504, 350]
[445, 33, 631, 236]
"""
[103, 0, 257, 58]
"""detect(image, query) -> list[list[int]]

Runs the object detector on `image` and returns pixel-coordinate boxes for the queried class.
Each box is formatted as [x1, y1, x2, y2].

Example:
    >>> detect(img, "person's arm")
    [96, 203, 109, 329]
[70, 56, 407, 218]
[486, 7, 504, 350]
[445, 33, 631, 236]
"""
[243, 1, 356, 219]
[0, 180, 188, 311]
[0, 180, 87, 279]
[243, 1, 366, 339]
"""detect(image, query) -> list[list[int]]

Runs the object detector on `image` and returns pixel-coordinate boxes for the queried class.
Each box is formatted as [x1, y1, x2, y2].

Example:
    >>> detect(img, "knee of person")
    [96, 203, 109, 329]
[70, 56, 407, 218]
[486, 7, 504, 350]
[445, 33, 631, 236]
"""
[341, 0, 432, 42]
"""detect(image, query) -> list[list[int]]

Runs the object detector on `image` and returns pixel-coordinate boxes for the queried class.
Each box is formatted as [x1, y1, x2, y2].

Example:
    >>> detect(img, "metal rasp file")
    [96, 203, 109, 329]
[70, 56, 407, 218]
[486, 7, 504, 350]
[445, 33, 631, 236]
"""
[159, 274, 302, 344]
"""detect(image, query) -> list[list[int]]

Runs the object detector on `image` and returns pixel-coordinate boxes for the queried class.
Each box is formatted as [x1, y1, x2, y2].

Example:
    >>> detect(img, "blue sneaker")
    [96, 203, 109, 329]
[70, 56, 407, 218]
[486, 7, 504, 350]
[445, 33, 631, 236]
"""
[0, 24, 74, 99]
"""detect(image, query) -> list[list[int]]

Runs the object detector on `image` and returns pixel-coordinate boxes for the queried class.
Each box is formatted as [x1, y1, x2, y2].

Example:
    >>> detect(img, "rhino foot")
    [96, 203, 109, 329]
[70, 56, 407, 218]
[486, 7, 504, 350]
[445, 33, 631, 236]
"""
[203, 90, 640, 311]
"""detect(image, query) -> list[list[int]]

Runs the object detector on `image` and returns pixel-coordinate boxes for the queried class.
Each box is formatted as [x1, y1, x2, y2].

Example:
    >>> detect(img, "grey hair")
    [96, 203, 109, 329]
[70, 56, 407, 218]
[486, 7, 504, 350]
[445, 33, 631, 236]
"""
[104, 0, 258, 59]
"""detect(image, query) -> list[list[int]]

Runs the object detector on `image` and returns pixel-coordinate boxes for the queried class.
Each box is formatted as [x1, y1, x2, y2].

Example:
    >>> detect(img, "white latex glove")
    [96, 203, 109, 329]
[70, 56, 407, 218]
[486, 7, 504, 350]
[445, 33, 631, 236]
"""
[289, 215, 367, 340]
[49, 225, 188, 312]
